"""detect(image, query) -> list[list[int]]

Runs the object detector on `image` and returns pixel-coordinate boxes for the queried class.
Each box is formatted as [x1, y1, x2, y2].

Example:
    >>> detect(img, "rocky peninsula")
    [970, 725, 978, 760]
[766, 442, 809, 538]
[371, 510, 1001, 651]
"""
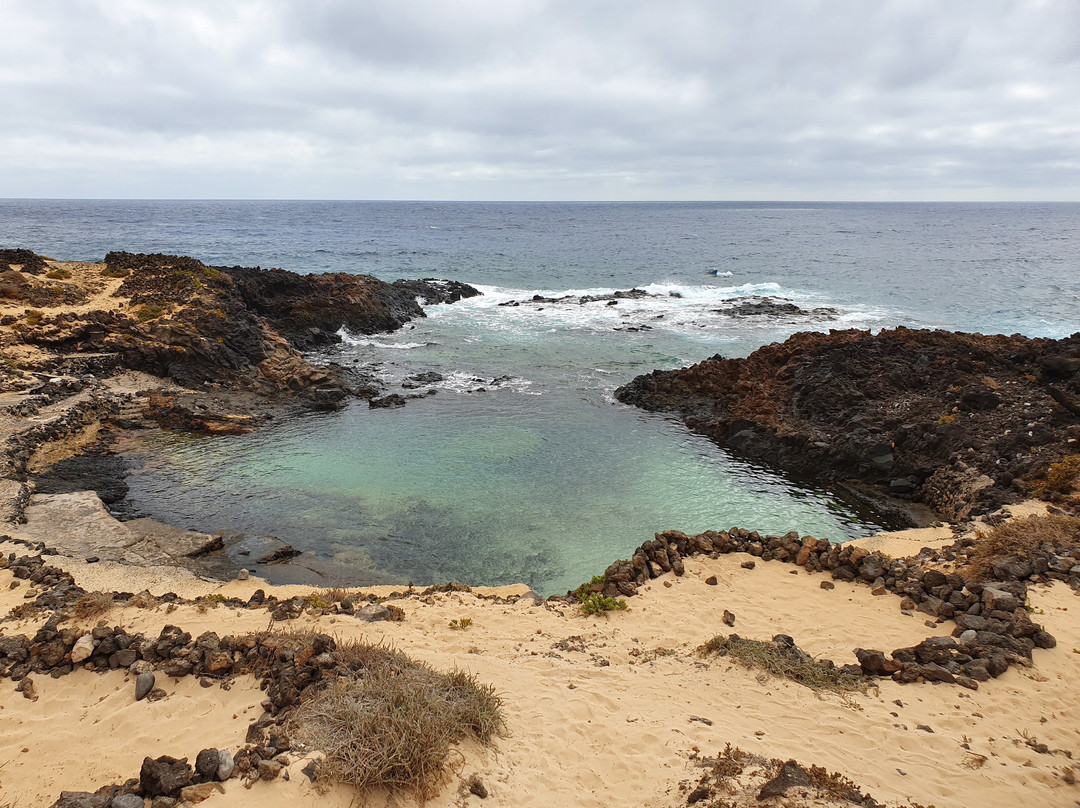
[1, 250, 1079, 808]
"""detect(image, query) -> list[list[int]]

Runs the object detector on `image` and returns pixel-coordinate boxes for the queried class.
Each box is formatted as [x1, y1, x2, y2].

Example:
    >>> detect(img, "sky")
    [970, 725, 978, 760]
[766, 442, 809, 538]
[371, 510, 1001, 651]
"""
[1, 0, 1078, 201]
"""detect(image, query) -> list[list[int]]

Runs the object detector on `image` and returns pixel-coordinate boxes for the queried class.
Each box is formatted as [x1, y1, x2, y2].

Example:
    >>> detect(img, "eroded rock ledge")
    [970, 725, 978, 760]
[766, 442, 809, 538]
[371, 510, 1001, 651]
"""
[616, 327, 1080, 521]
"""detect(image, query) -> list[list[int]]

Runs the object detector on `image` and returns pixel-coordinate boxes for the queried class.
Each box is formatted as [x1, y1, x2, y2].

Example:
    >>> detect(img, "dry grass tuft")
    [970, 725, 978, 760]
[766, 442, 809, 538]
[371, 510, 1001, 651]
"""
[287, 639, 504, 798]
[964, 514, 1080, 578]
[72, 591, 115, 620]
[699, 634, 863, 693]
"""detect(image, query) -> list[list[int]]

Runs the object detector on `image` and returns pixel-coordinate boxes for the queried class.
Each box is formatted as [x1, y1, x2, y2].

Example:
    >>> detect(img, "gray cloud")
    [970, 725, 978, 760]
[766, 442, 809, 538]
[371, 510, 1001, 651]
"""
[1, 0, 1078, 199]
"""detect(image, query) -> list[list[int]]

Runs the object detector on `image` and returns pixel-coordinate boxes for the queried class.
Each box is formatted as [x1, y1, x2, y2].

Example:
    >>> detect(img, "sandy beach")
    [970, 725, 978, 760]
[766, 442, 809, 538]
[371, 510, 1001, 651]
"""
[2, 511, 1078, 808]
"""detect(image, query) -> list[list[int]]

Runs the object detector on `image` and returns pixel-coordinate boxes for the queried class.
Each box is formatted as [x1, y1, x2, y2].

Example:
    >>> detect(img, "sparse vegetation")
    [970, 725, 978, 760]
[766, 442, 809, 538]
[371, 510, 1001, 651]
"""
[72, 591, 115, 620]
[287, 637, 504, 798]
[101, 265, 130, 278]
[46, 267, 71, 279]
[23, 309, 44, 326]
[699, 634, 863, 693]
[964, 514, 1080, 578]
[572, 573, 628, 615]
[1037, 454, 1080, 498]
[580, 592, 628, 616]
[135, 304, 165, 322]
[304, 592, 333, 611]
[448, 617, 473, 630]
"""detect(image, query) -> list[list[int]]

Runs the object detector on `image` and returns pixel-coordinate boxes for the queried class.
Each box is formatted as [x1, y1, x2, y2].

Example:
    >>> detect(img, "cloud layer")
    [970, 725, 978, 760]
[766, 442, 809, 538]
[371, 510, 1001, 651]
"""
[2, 0, 1078, 199]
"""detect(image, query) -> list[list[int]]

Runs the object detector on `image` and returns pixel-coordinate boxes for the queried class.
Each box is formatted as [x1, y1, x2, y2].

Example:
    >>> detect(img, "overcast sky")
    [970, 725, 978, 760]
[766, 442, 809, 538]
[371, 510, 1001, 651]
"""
[2, 1, 1078, 201]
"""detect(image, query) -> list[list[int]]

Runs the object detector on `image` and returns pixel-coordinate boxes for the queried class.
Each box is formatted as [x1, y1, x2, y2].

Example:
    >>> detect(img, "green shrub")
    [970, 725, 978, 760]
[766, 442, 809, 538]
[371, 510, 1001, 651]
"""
[580, 592, 627, 616]
[101, 266, 130, 278]
[135, 304, 164, 322]
[46, 267, 71, 279]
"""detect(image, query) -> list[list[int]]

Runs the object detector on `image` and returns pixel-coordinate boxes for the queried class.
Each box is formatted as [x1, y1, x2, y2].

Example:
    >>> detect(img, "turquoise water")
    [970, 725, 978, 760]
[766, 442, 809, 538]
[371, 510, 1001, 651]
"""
[13, 200, 1074, 594]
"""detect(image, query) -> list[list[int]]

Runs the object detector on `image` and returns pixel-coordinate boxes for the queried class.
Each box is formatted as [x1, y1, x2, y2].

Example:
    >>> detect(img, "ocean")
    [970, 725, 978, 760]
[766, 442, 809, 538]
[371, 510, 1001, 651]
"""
[3, 200, 1079, 593]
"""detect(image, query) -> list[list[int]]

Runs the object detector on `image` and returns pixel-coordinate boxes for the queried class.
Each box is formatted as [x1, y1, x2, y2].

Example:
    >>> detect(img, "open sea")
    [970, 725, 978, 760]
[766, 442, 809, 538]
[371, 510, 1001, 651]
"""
[3, 200, 1079, 594]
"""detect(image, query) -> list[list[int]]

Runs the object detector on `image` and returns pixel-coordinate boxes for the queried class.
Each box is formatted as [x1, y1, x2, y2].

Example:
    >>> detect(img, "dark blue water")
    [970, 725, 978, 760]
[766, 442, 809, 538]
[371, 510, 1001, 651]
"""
[3, 200, 1078, 338]
[3, 201, 1078, 592]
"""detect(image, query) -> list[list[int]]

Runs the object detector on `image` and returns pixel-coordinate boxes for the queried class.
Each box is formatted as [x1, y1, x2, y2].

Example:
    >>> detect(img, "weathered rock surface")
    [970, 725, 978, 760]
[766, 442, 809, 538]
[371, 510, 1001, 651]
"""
[616, 327, 1080, 520]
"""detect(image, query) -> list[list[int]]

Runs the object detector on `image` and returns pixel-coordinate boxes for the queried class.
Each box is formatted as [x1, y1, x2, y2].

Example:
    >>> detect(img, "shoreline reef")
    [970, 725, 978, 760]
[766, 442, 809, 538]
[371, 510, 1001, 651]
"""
[1, 249, 1079, 807]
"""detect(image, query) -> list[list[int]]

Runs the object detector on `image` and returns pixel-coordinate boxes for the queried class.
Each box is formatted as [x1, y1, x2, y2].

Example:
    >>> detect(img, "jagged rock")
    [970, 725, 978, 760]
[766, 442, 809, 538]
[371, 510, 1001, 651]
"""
[179, 783, 223, 804]
[194, 749, 219, 779]
[258, 759, 284, 781]
[855, 648, 902, 676]
[140, 755, 193, 798]
[615, 327, 1080, 520]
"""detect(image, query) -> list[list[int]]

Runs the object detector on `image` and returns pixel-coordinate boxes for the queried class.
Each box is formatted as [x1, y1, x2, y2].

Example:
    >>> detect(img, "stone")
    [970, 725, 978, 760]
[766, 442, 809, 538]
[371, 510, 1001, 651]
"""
[722, 610, 736, 627]
[236, 568, 250, 581]
[914, 663, 955, 683]
[820, 580, 835, 590]
[179, 783, 223, 804]
[48, 792, 109, 808]
[71, 633, 95, 664]
[135, 672, 156, 701]
[110, 795, 144, 808]
[854, 648, 902, 675]
[740, 561, 755, 570]
[258, 759, 284, 781]
[216, 749, 235, 781]
[955, 675, 979, 691]
[704, 575, 718, 586]
[982, 587, 1019, 613]
[140, 755, 193, 798]
[1033, 630, 1057, 649]
[195, 748, 219, 779]
[958, 629, 978, 645]
[356, 603, 393, 622]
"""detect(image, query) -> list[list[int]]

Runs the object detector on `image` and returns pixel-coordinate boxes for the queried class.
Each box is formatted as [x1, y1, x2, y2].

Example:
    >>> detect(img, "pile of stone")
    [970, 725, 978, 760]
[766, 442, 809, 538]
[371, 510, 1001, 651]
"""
[583, 524, 1075, 687]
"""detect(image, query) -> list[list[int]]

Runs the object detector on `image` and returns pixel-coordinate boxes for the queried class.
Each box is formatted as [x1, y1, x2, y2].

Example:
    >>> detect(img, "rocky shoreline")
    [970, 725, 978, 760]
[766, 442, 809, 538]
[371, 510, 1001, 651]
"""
[3, 249, 1080, 807]
[616, 326, 1080, 521]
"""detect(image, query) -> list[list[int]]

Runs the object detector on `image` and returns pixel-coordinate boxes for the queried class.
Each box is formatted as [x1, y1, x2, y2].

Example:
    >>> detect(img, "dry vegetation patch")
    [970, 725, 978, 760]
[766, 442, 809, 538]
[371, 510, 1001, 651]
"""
[699, 634, 864, 693]
[680, 744, 933, 807]
[283, 635, 504, 798]
[964, 514, 1080, 579]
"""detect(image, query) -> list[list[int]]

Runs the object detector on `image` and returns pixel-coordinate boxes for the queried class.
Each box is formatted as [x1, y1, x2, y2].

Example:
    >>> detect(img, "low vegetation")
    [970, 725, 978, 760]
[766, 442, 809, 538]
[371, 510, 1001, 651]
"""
[964, 514, 1080, 578]
[72, 590, 115, 620]
[699, 634, 863, 693]
[1036, 454, 1080, 499]
[45, 267, 71, 279]
[101, 265, 130, 278]
[573, 574, 628, 616]
[135, 304, 165, 322]
[287, 637, 504, 798]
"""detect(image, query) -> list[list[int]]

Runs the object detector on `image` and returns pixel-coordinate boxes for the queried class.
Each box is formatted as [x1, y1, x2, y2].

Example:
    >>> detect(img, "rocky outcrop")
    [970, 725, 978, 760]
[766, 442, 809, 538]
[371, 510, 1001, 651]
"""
[8, 251, 478, 406]
[616, 327, 1080, 520]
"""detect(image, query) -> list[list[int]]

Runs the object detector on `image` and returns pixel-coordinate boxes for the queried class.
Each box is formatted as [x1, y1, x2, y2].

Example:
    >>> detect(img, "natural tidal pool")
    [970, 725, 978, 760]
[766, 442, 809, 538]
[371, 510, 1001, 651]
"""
[119, 283, 900, 595]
